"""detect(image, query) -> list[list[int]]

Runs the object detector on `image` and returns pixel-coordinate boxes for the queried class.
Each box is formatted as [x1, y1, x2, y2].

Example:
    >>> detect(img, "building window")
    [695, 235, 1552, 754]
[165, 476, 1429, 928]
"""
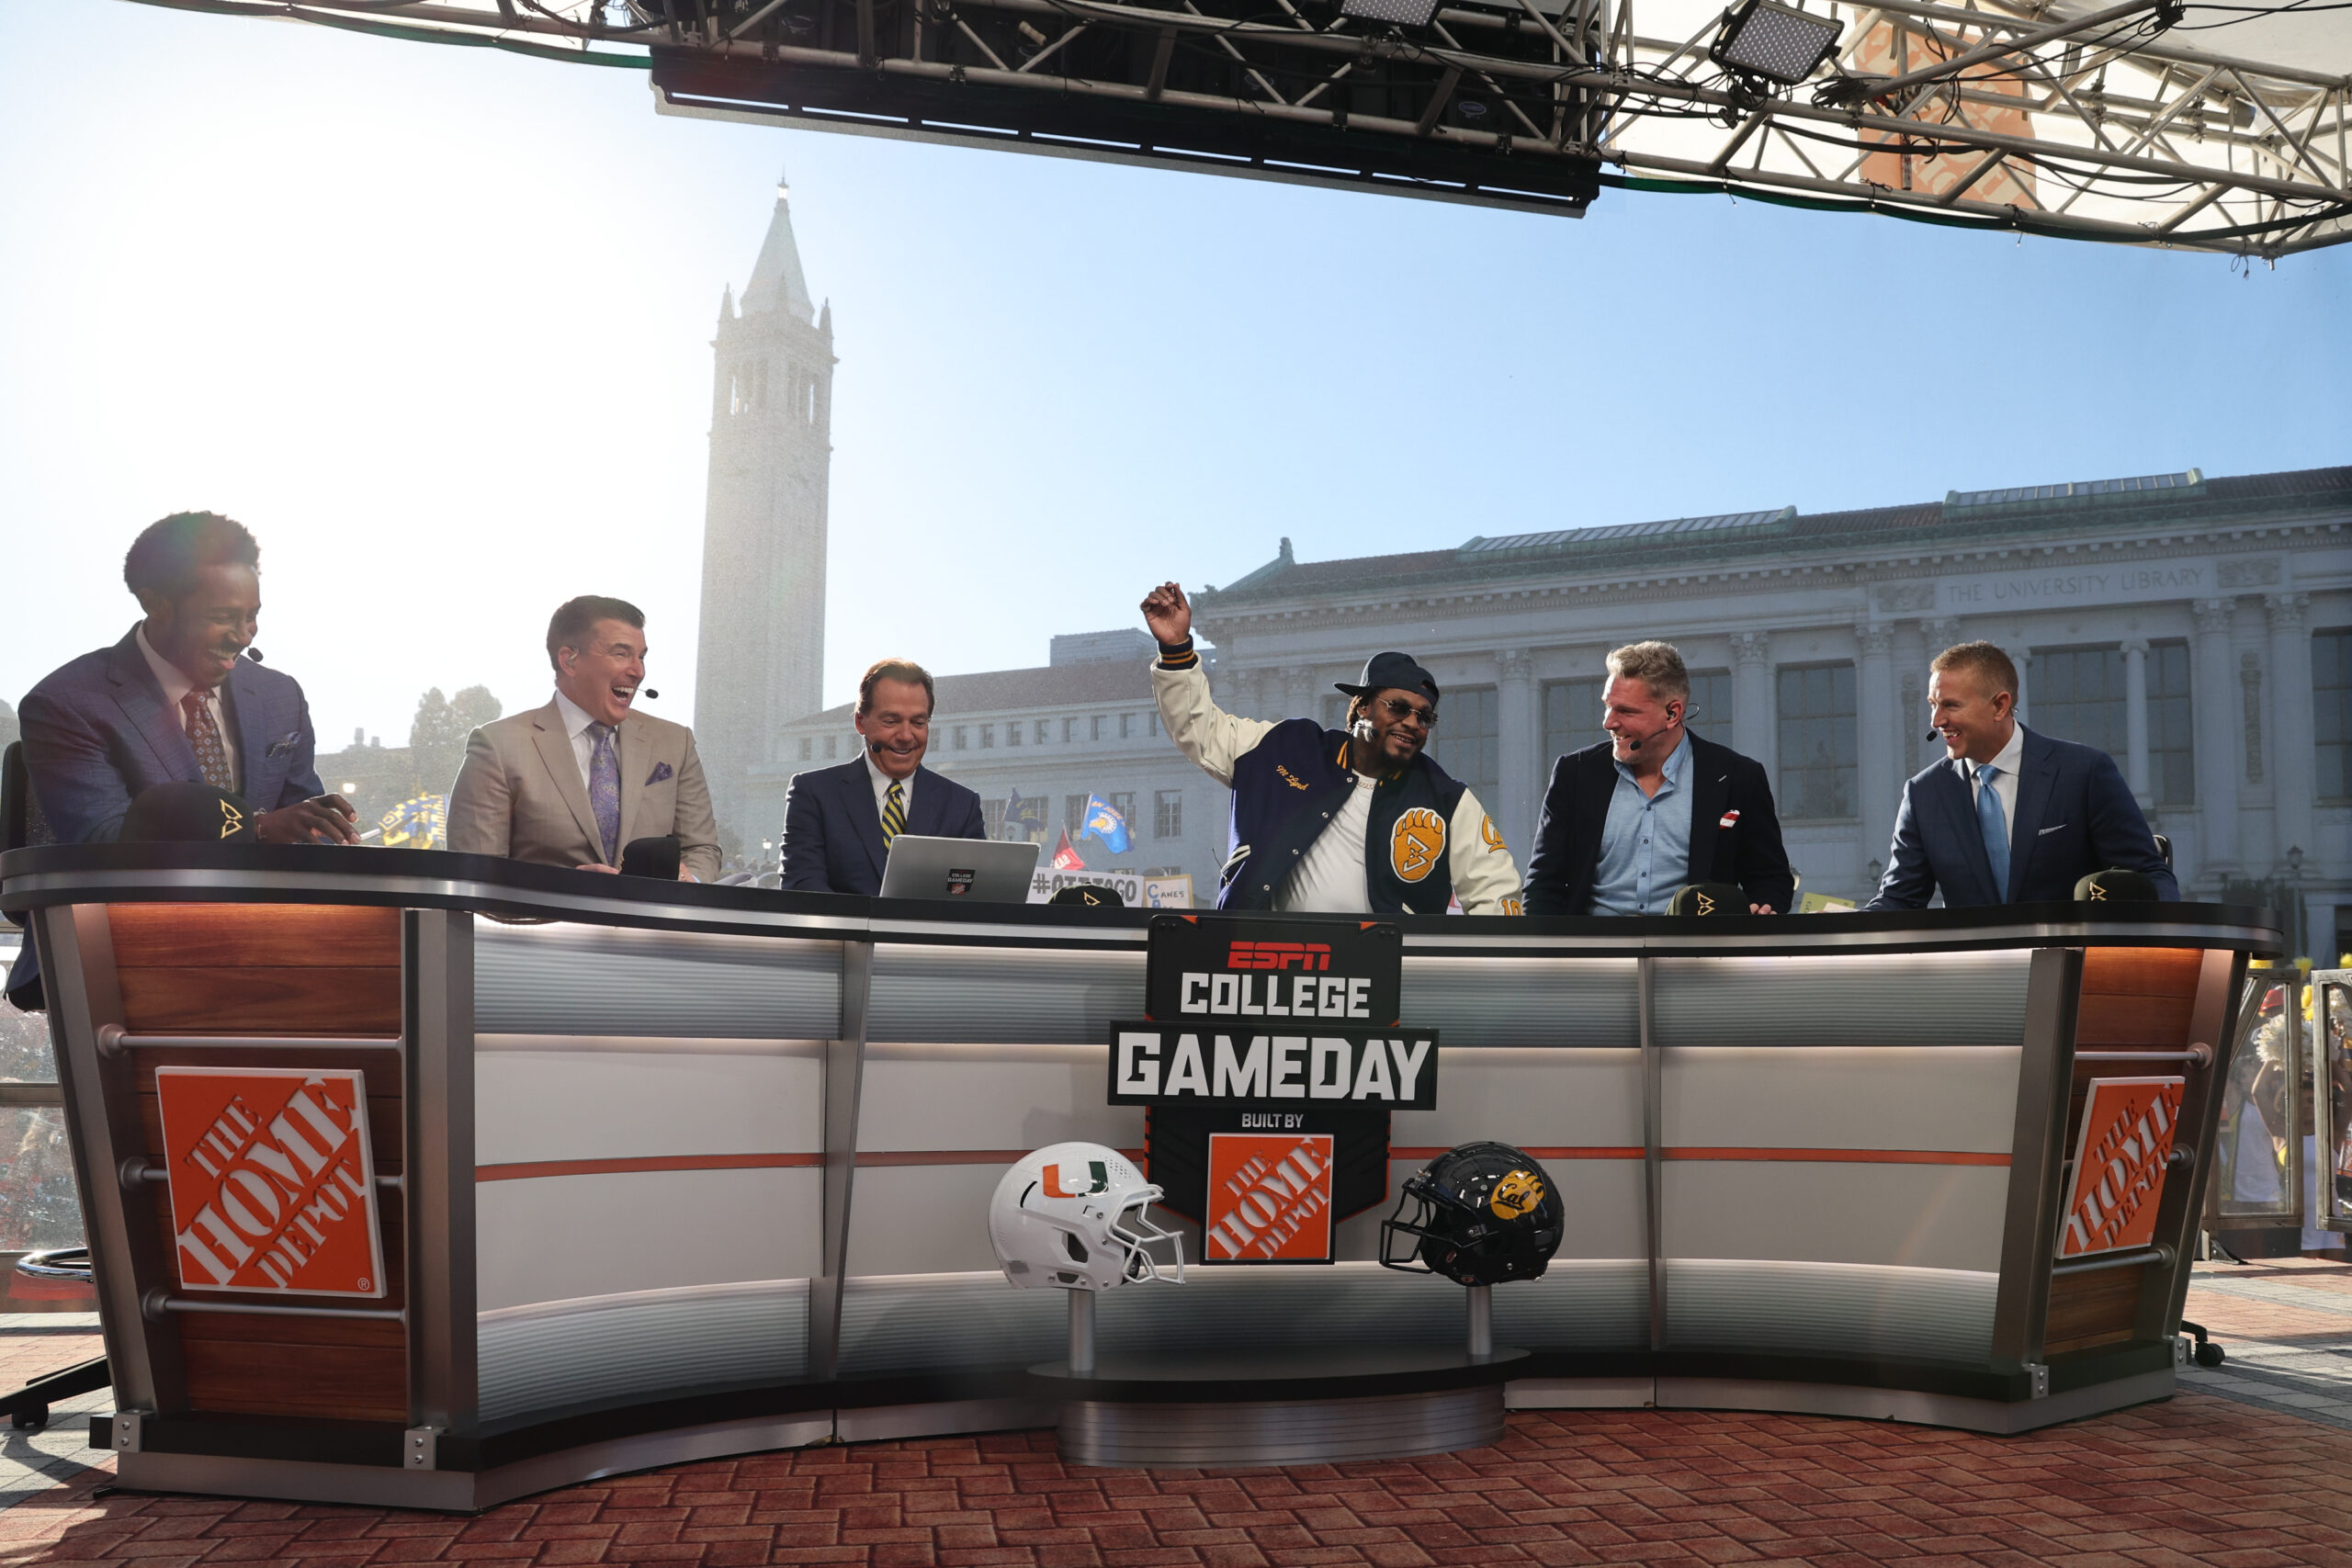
[1066, 794, 1091, 834]
[1430, 686, 1499, 796]
[1542, 678, 1602, 766]
[981, 798, 1006, 838]
[1110, 792, 1136, 829]
[979, 725, 995, 750]
[1091, 715, 1105, 742]
[1777, 663, 1858, 820]
[1684, 670, 1733, 746]
[2149, 641, 2194, 806]
[1323, 694, 1351, 731]
[1037, 720, 1051, 744]
[1120, 713, 1135, 739]
[798, 737, 813, 761]
[2032, 647, 2128, 761]
[1150, 712, 1161, 737]
[2319, 629, 2352, 802]
[824, 735, 838, 760]
[1008, 721, 1023, 747]
[1155, 790, 1182, 839]
[954, 727, 968, 751]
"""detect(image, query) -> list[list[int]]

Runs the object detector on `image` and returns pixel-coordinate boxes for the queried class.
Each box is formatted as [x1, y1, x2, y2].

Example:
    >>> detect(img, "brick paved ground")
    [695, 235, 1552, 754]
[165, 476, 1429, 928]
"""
[3, 1267, 2352, 1565]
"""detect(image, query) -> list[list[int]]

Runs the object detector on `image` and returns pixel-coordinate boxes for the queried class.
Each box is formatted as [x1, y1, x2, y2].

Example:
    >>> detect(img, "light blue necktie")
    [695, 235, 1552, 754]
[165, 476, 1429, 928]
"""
[588, 723, 621, 863]
[1975, 762, 2009, 902]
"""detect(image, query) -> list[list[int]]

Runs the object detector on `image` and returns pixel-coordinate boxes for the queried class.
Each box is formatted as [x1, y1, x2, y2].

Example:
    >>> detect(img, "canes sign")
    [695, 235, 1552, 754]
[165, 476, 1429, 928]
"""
[156, 1066, 386, 1297]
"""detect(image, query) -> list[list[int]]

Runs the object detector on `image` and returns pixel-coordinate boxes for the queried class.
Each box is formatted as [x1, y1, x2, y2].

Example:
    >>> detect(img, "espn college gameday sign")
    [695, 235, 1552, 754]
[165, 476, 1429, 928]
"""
[156, 1067, 387, 1297]
[1118, 916, 1431, 1263]
[2056, 1076, 2186, 1260]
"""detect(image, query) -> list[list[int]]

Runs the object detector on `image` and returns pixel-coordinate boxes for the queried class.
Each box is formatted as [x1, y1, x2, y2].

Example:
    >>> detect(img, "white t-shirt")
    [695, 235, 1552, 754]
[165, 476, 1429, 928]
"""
[1274, 773, 1378, 915]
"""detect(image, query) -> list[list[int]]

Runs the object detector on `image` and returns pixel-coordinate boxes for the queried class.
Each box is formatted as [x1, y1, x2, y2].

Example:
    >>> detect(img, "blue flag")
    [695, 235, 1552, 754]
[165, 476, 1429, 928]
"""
[1005, 787, 1049, 840]
[1079, 794, 1131, 855]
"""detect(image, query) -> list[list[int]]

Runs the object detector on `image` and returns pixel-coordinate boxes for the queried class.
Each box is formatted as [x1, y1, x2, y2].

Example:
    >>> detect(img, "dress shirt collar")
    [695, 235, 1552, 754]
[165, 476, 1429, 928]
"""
[552, 687, 604, 742]
[1959, 723, 2026, 782]
[135, 623, 203, 712]
[864, 748, 914, 807]
[1611, 727, 1690, 789]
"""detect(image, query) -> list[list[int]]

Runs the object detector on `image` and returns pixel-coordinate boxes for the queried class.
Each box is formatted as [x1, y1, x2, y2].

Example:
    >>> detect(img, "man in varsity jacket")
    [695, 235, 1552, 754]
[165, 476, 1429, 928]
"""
[1142, 581, 1522, 916]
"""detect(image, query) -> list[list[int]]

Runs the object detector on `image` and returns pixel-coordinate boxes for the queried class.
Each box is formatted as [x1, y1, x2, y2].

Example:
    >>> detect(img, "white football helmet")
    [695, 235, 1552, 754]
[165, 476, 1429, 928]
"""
[988, 1142, 1186, 1292]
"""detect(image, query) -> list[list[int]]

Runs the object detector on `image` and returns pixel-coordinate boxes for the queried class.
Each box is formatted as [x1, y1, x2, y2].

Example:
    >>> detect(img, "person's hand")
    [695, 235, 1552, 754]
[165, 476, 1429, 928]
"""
[578, 863, 621, 874]
[1141, 581, 1192, 646]
[1750, 902, 1775, 915]
[255, 795, 360, 845]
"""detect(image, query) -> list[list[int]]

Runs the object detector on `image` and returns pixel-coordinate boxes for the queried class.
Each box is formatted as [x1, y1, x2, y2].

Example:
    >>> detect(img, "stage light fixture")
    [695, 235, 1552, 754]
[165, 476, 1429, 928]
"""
[1710, 0, 1843, 85]
[1340, 0, 1444, 28]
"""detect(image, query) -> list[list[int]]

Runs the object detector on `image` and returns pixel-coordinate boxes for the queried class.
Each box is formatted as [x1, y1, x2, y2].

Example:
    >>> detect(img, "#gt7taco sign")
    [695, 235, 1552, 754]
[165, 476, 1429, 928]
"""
[157, 1067, 386, 1297]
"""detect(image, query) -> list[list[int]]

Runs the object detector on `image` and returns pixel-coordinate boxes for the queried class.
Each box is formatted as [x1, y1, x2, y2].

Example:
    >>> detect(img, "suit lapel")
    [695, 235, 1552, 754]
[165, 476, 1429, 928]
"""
[2007, 729, 2060, 902]
[106, 633, 198, 782]
[848, 761, 889, 882]
[226, 659, 269, 800]
[529, 702, 608, 859]
[1932, 761, 1999, 904]
[616, 717, 648, 847]
[1569, 746, 1614, 893]
[1684, 735, 1727, 882]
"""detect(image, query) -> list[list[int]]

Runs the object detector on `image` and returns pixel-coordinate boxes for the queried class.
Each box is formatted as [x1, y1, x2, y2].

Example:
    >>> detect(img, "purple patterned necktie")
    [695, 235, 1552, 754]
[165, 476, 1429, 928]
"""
[181, 694, 234, 794]
[588, 723, 620, 863]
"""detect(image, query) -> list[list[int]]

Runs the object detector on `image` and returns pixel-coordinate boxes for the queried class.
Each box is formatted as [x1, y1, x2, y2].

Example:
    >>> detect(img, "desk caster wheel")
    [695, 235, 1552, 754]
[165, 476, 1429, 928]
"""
[2195, 1342, 2225, 1368]
[12, 1405, 48, 1433]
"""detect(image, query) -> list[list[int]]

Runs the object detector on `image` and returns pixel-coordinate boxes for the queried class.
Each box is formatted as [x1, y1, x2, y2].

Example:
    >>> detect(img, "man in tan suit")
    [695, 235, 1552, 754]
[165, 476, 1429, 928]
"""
[447, 595, 721, 881]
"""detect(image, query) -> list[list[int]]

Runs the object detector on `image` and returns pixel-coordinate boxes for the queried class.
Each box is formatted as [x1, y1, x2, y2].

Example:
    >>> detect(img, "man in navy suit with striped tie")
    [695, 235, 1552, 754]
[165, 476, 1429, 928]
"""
[1866, 641, 2177, 909]
[779, 659, 985, 896]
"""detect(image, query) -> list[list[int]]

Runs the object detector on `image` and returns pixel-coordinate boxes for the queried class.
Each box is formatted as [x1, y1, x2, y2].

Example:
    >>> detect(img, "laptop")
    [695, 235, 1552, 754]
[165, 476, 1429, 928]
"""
[877, 835, 1041, 903]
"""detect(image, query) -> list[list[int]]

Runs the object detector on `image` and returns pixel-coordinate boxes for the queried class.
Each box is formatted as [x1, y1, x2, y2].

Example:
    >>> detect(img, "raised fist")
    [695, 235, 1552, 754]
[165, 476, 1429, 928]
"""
[1140, 581, 1192, 646]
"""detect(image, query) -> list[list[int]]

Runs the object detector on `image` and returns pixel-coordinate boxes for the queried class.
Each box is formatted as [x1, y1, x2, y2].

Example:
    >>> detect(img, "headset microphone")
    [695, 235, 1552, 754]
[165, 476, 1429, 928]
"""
[1351, 717, 1375, 744]
[642, 688, 660, 699]
[1926, 728, 1940, 742]
[243, 649, 264, 663]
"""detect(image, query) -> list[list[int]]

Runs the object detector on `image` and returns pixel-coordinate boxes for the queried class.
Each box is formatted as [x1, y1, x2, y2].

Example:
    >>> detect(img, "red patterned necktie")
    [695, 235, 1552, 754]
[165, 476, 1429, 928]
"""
[181, 694, 234, 794]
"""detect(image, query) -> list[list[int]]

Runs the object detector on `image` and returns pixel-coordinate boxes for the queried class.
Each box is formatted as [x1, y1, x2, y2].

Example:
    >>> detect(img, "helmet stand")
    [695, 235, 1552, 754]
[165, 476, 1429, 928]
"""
[1464, 1284, 1492, 1362]
[1067, 1287, 1096, 1378]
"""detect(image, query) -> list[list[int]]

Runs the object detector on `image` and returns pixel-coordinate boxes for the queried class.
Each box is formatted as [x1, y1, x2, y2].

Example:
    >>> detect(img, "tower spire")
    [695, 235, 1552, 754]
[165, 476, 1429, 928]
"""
[740, 169, 813, 322]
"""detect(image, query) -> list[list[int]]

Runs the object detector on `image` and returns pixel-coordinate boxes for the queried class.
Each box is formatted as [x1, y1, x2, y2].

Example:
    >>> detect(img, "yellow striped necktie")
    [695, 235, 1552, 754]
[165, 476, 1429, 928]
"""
[881, 780, 906, 849]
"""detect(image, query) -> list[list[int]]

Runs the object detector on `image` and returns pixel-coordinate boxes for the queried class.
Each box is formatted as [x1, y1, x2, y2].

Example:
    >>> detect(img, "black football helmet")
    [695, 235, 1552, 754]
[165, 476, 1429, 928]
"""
[1379, 1141, 1563, 1287]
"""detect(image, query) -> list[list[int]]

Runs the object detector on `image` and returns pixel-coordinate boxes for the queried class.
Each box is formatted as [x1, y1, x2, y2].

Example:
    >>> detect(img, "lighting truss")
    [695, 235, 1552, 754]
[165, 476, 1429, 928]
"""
[1711, 0, 1842, 87]
[100, 0, 2352, 254]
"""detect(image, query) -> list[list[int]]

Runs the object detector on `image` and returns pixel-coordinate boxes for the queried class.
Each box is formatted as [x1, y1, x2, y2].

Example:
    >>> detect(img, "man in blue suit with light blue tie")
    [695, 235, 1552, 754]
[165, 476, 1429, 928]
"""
[6, 513, 356, 1003]
[1866, 640, 2177, 909]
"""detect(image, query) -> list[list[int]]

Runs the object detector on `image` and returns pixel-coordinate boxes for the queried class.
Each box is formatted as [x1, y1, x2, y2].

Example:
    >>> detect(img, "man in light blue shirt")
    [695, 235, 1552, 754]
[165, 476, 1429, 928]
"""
[1523, 641, 1794, 917]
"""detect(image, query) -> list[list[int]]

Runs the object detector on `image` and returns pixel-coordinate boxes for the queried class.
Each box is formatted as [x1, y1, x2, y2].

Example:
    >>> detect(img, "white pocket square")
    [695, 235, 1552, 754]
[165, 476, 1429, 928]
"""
[2039, 823, 2067, 835]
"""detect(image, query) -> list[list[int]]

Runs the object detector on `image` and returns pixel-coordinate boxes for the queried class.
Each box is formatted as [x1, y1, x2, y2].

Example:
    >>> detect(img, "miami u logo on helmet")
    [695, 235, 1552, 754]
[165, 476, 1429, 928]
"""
[1042, 1161, 1110, 1199]
[1390, 807, 1445, 883]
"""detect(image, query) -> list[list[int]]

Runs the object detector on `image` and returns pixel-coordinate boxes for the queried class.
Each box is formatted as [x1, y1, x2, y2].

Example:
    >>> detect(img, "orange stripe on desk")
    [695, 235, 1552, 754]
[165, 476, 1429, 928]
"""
[1666, 1147, 2010, 1166]
[477, 1153, 823, 1181]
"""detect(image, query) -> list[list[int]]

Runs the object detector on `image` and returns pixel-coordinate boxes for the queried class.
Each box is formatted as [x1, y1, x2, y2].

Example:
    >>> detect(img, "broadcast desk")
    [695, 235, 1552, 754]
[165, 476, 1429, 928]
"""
[0, 845, 2280, 1509]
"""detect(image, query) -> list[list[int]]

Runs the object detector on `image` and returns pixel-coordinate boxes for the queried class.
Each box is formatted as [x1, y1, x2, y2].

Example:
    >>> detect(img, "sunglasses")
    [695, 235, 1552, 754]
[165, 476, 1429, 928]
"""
[1375, 696, 1438, 728]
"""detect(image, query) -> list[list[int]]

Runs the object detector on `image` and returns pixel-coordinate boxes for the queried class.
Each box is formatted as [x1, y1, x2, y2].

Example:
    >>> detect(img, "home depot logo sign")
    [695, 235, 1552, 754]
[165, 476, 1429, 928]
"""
[156, 1067, 386, 1297]
[2057, 1076, 2185, 1259]
[1204, 1133, 1334, 1262]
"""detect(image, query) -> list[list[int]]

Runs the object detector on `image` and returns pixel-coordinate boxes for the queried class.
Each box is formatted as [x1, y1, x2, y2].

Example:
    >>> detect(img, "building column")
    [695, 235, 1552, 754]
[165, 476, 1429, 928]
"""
[2121, 638, 2151, 804]
[1494, 649, 1539, 857]
[1856, 623, 1898, 872]
[1731, 632, 1775, 781]
[2192, 598, 2242, 881]
[2269, 592, 2316, 872]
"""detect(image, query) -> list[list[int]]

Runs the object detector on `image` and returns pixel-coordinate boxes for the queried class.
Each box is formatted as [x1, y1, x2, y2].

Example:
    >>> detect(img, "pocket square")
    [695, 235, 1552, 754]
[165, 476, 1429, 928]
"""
[2039, 822, 2066, 835]
[646, 761, 674, 785]
[266, 732, 300, 759]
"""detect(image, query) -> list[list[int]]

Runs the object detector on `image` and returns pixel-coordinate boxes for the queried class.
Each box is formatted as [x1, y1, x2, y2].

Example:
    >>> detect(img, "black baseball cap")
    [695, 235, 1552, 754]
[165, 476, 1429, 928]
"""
[1334, 651, 1441, 705]
[122, 782, 258, 844]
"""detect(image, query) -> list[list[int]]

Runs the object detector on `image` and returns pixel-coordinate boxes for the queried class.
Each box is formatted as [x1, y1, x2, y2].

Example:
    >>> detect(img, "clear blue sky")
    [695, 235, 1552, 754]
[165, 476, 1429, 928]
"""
[3, 0, 2346, 744]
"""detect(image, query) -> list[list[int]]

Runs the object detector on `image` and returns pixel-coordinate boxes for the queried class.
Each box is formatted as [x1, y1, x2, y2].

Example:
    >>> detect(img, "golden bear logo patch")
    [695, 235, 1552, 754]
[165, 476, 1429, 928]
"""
[1489, 1168, 1545, 1220]
[1480, 814, 1506, 852]
[1390, 807, 1445, 883]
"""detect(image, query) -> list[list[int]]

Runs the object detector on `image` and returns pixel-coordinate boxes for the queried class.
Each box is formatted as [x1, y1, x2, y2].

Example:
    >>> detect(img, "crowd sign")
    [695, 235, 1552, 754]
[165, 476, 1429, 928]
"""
[2056, 1076, 2185, 1258]
[157, 1067, 386, 1296]
[1026, 870, 1194, 908]
[1123, 915, 1421, 1263]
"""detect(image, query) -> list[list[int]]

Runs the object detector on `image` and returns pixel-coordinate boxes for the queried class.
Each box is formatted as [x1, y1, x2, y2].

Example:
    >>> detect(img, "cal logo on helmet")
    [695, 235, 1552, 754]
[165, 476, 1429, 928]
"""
[1489, 1168, 1545, 1221]
[1042, 1161, 1109, 1199]
[1391, 807, 1446, 883]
